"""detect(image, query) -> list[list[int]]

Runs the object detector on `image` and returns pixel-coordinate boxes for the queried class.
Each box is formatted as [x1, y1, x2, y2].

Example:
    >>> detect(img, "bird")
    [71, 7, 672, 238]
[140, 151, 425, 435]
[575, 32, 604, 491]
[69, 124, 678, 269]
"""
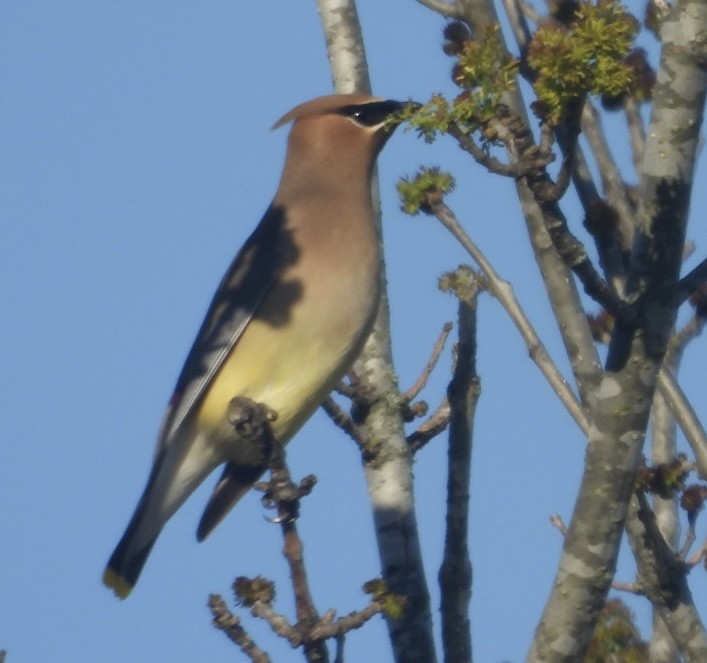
[103, 93, 409, 598]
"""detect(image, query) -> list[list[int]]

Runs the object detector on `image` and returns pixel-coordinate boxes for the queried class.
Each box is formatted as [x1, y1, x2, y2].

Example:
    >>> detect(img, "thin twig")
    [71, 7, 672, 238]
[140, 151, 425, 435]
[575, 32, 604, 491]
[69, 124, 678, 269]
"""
[321, 396, 363, 448]
[549, 513, 568, 535]
[309, 603, 385, 639]
[447, 122, 553, 178]
[407, 397, 452, 452]
[668, 313, 706, 358]
[581, 100, 636, 247]
[611, 581, 644, 595]
[501, 0, 533, 54]
[401, 322, 453, 402]
[501, 4, 630, 293]
[680, 524, 697, 560]
[677, 256, 707, 304]
[624, 97, 646, 175]
[209, 594, 272, 663]
[656, 369, 707, 480]
[429, 200, 591, 435]
[686, 539, 707, 567]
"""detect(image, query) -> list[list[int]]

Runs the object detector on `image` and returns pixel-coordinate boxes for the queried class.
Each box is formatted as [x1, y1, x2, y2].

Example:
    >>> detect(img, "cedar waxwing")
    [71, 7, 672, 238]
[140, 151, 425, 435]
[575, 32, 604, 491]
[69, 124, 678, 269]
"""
[104, 94, 409, 598]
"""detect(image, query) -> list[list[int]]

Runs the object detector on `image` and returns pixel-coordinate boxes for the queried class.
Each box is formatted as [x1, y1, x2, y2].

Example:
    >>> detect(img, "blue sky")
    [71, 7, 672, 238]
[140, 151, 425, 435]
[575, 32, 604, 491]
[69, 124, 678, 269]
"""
[3, 2, 706, 662]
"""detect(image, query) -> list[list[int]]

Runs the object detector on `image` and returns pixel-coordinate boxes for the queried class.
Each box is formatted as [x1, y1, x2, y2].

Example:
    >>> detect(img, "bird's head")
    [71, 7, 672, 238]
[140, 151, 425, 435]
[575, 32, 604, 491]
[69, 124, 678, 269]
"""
[273, 94, 415, 187]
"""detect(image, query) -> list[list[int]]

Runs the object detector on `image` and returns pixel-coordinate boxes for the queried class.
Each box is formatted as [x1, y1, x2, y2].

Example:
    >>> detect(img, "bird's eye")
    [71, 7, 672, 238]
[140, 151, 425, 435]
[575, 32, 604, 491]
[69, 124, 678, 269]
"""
[337, 101, 405, 128]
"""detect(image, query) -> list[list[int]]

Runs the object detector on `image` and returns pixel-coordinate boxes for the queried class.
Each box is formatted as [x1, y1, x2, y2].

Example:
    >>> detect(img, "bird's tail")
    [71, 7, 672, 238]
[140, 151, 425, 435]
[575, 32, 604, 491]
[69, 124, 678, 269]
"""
[103, 455, 169, 598]
[103, 431, 218, 598]
[103, 526, 159, 599]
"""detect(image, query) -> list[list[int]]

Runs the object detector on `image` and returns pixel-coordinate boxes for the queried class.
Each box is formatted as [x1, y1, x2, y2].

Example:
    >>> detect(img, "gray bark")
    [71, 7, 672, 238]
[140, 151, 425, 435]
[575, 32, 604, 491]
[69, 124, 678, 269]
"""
[316, 1, 437, 661]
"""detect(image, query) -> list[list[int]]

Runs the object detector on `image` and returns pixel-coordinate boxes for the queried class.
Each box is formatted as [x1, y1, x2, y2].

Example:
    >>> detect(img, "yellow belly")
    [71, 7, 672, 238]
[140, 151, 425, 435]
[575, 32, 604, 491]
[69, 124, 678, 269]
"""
[195, 310, 357, 446]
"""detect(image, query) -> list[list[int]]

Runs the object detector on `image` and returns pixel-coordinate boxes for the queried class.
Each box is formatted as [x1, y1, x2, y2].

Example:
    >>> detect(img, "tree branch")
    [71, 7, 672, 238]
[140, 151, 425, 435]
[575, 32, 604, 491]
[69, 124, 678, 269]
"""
[624, 97, 647, 174]
[407, 397, 451, 453]
[581, 100, 637, 250]
[625, 492, 707, 660]
[208, 594, 272, 663]
[456, 0, 603, 414]
[656, 368, 707, 480]
[530, 0, 707, 657]
[429, 199, 591, 436]
[321, 396, 364, 448]
[439, 275, 480, 663]
[400, 321, 453, 403]
[677, 256, 707, 304]
[317, 2, 437, 660]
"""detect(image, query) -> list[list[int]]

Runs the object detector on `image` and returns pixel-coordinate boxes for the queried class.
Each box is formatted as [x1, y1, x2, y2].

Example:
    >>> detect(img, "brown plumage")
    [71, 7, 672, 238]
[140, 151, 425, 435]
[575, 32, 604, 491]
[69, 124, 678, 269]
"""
[103, 94, 408, 598]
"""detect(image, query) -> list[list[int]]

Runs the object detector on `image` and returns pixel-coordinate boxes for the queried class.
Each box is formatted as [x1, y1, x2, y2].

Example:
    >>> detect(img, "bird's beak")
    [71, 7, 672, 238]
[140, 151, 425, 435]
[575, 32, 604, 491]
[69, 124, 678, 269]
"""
[386, 99, 422, 119]
[377, 99, 422, 133]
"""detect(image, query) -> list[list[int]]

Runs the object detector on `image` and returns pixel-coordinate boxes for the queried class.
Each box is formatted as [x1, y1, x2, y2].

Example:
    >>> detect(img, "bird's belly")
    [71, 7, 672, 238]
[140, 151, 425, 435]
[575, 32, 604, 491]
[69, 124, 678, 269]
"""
[194, 295, 372, 449]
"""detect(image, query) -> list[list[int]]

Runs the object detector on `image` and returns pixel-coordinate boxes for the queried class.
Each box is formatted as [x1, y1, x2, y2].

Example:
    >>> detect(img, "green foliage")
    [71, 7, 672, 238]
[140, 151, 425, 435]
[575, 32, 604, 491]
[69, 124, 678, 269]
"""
[528, 0, 639, 124]
[452, 24, 519, 117]
[585, 598, 649, 662]
[362, 578, 407, 620]
[399, 25, 518, 143]
[396, 167, 456, 216]
[439, 265, 478, 302]
[233, 575, 276, 606]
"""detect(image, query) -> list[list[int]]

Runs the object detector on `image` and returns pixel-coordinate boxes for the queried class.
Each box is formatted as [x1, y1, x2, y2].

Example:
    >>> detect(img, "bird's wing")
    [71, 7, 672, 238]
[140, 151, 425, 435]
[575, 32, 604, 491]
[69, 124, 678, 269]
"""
[156, 204, 296, 451]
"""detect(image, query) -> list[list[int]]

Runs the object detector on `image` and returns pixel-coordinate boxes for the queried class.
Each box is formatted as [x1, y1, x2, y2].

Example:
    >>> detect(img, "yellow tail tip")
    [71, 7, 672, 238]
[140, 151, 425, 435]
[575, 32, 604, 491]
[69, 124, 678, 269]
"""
[103, 568, 133, 599]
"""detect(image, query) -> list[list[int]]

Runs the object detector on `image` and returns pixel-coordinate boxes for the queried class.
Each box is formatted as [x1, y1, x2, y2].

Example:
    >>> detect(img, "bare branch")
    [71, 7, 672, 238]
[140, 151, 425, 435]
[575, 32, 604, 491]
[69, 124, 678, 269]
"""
[686, 539, 707, 567]
[209, 594, 271, 663]
[549, 513, 568, 536]
[536, 192, 631, 321]
[581, 101, 637, 248]
[401, 321, 454, 403]
[625, 492, 707, 660]
[446, 122, 553, 178]
[624, 97, 646, 174]
[500, 0, 533, 53]
[248, 597, 315, 647]
[321, 396, 364, 448]
[680, 522, 697, 560]
[228, 397, 328, 662]
[439, 282, 479, 663]
[668, 312, 706, 358]
[677, 256, 707, 304]
[656, 369, 707, 480]
[309, 605, 382, 639]
[407, 397, 452, 452]
[611, 581, 644, 595]
[429, 199, 591, 435]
